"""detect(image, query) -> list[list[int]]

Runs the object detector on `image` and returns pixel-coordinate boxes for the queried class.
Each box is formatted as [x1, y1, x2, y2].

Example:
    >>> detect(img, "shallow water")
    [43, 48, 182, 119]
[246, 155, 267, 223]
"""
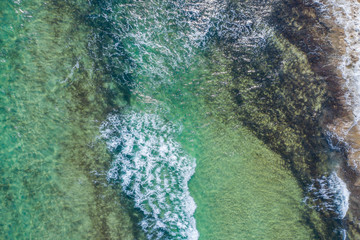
[97, 0, 341, 236]
[0, 0, 350, 239]
[0, 1, 142, 239]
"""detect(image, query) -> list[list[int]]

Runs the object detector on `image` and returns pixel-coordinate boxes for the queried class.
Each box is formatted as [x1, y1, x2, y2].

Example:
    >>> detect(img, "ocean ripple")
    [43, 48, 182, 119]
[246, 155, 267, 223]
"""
[100, 112, 198, 239]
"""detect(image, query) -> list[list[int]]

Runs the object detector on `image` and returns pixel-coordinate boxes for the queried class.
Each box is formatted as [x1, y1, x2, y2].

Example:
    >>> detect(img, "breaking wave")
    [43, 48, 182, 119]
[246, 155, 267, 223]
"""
[100, 112, 198, 239]
[305, 172, 350, 219]
[317, 0, 360, 121]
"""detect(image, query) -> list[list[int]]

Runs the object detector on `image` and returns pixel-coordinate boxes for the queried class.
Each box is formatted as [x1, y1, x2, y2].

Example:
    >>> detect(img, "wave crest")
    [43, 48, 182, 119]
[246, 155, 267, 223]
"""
[100, 112, 198, 239]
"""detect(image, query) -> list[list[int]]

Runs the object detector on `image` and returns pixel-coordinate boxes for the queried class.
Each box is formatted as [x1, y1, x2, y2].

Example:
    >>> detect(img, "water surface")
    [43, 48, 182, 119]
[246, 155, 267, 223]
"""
[0, 0, 349, 239]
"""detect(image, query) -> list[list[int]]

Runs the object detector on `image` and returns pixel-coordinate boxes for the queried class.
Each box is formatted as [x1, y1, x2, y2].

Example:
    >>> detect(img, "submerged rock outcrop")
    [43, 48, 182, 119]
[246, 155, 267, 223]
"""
[204, 0, 359, 237]
[270, 0, 360, 238]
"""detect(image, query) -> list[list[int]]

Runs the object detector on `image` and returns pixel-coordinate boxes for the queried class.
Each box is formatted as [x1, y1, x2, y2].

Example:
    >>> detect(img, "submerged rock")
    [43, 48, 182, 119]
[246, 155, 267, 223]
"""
[271, 0, 360, 238]
[204, 0, 355, 237]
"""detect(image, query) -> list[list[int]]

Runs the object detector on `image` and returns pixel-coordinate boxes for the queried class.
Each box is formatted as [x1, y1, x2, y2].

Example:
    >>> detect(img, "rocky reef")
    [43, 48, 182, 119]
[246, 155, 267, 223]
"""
[270, 0, 360, 238]
[206, 0, 359, 237]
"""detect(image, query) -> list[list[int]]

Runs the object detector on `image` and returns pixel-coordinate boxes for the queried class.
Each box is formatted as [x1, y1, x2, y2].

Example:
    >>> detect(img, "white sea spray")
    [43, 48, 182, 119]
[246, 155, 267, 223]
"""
[305, 172, 350, 219]
[100, 112, 198, 239]
[315, 0, 360, 148]
[318, 0, 360, 121]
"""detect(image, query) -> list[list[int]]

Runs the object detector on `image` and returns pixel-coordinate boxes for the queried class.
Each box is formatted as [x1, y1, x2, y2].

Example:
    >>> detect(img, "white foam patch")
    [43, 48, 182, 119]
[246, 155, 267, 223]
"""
[305, 172, 350, 219]
[315, 0, 360, 122]
[100, 112, 198, 240]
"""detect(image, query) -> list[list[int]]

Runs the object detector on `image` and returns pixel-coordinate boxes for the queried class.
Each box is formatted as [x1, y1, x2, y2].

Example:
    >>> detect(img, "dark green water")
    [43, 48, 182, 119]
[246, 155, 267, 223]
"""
[0, 0, 348, 239]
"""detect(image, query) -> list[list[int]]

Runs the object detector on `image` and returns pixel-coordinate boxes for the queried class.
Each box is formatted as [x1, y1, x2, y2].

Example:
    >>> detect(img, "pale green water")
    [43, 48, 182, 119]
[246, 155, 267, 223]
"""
[119, 48, 320, 239]
[0, 1, 141, 239]
[98, 1, 330, 238]
[0, 0, 343, 239]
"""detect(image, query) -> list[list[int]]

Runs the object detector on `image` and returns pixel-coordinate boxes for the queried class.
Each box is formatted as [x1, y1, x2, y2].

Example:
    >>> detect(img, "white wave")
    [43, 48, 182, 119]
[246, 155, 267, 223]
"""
[315, 0, 360, 123]
[100, 112, 198, 239]
[310, 3, 356, 236]
[305, 172, 350, 219]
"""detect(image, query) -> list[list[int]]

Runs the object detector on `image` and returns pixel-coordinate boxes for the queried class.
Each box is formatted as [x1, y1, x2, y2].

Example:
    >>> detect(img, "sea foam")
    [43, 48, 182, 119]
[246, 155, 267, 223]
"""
[100, 112, 198, 239]
[318, 0, 360, 121]
[305, 172, 350, 219]
[314, 0, 360, 169]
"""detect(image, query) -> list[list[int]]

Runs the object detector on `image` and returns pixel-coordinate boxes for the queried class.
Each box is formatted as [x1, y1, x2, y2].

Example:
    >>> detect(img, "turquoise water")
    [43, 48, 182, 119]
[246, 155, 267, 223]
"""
[1, 0, 347, 239]
[0, 1, 141, 239]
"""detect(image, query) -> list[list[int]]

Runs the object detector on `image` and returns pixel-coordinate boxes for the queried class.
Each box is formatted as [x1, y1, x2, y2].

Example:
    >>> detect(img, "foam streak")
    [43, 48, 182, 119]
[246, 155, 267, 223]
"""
[101, 112, 198, 239]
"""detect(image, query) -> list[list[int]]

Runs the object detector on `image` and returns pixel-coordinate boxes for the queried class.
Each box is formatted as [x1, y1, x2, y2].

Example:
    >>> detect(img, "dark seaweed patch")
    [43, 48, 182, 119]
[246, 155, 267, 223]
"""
[204, 0, 348, 237]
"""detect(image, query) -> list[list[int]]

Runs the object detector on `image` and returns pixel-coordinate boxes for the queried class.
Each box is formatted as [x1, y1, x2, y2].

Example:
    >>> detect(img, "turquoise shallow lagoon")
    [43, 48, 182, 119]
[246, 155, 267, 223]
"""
[0, 0, 346, 239]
